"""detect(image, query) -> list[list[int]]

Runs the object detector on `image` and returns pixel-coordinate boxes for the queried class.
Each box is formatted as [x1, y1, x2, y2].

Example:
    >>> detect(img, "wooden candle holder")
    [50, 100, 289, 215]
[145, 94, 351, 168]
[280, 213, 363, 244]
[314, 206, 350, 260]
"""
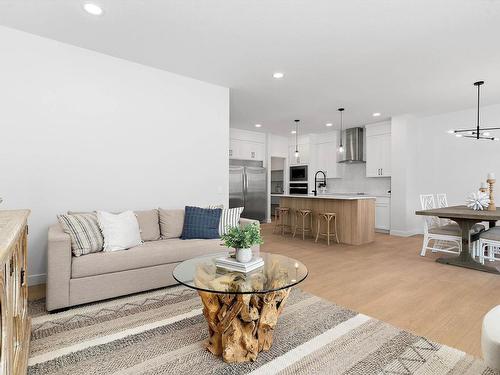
[488, 179, 496, 211]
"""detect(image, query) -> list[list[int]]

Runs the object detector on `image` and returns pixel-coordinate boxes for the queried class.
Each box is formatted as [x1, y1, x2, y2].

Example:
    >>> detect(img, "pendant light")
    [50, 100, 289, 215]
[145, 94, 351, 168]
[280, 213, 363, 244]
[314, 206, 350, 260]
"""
[338, 108, 345, 153]
[294, 119, 300, 157]
[448, 81, 500, 141]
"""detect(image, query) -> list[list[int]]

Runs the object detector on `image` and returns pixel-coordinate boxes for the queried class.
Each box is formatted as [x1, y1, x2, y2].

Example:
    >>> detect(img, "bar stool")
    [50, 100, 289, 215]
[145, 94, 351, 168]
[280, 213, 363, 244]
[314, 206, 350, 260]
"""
[273, 207, 291, 236]
[316, 212, 339, 245]
[293, 209, 313, 240]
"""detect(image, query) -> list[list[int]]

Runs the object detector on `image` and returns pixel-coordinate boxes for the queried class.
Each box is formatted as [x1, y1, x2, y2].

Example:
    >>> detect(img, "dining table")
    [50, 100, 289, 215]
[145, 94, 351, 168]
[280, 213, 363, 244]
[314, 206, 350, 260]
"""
[415, 205, 500, 274]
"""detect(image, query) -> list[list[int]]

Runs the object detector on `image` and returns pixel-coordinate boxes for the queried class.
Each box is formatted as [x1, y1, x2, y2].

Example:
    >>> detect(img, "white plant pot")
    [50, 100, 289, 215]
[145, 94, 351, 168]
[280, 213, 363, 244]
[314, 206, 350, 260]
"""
[235, 248, 252, 263]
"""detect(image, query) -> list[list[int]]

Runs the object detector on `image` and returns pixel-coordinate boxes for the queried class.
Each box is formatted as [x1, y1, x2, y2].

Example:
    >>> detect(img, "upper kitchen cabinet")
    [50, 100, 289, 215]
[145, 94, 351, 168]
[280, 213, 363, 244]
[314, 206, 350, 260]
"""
[229, 129, 266, 161]
[315, 131, 343, 178]
[365, 122, 391, 177]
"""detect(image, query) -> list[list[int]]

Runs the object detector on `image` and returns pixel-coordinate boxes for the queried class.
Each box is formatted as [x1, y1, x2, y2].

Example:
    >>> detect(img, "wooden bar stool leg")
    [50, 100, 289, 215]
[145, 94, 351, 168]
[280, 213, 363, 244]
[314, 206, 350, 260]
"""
[315, 216, 320, 242]
[327, 216, 331, 246]
[302, 215, 306, 241]
[310, 214, 313, 239]
[293, 212, 298, 238]
[273, 210, 278, 234]
[334, 216, 339, 244]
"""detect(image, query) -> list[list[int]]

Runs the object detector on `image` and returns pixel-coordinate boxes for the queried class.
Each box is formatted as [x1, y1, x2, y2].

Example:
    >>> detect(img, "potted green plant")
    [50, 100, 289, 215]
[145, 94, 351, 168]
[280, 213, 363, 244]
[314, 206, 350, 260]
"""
[220, 223, 263, 263]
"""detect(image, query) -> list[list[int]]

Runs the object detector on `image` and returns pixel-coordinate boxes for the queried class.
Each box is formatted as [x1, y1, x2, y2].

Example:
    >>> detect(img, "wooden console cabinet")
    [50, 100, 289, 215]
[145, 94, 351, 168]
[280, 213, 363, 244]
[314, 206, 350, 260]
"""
[0, 210, 31, 375]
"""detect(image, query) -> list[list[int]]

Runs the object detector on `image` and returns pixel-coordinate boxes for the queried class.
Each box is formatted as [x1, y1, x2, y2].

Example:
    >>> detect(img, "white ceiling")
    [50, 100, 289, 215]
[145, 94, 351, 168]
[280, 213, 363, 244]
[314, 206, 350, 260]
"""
[1, 0, 500, 135]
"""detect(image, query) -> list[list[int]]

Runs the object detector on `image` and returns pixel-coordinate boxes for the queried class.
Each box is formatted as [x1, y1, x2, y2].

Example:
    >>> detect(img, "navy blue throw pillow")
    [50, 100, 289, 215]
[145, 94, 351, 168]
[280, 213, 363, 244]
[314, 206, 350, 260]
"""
[181, 206, 222, 240]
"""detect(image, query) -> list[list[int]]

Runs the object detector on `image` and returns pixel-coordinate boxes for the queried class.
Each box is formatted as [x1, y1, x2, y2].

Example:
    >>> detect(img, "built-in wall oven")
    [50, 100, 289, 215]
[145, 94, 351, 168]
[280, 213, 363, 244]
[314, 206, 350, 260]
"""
[289, 183, 308, 195]
[290, 165, 308, 182]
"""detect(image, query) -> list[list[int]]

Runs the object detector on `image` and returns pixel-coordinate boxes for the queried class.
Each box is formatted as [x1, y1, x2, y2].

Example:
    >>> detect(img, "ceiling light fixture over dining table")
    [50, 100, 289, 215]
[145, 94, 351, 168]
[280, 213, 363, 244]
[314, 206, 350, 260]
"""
[448, 81, 500, 141]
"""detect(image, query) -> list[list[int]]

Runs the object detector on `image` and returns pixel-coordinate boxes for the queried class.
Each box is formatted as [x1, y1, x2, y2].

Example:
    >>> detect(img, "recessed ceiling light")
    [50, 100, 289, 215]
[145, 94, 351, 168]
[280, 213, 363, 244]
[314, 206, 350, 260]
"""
[254, 124, 262, 128]
[372, 112, 381, 117]
[83, 3, 103, 15]
[291, 130, 296, 134]
[273, 72, 284, 79]
[325, 123, 333, 127]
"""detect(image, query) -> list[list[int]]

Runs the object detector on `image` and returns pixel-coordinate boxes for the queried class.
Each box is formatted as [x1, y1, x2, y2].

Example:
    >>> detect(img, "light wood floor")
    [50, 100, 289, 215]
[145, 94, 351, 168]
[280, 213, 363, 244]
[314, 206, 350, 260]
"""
[260, 223, 500, 358]
[28, 225, 500, 358]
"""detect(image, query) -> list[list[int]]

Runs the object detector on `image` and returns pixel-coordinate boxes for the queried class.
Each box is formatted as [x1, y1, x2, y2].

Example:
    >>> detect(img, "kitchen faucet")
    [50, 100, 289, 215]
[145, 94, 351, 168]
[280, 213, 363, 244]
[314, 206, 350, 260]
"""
[312, 170, 327, 196]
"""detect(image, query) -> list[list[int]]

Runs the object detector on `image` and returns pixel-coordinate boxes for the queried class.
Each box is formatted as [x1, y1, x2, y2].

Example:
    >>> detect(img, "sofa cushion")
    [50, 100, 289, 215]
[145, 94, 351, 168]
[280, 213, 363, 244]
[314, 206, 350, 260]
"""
[159, 208, 185, 239]
[135, 209, 160, 241]
[181, 206, 221, 240]
[71, 238, 226, 278]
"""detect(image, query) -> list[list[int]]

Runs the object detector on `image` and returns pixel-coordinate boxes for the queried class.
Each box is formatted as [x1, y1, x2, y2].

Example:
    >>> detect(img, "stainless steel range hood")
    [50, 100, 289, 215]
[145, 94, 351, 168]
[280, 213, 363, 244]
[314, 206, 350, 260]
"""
[338, 127, 365, 163]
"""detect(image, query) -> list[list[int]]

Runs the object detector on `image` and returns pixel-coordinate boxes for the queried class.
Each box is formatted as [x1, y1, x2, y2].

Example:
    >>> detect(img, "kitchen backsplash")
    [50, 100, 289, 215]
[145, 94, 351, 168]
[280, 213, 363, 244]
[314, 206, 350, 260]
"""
[326, 163, 391, 195]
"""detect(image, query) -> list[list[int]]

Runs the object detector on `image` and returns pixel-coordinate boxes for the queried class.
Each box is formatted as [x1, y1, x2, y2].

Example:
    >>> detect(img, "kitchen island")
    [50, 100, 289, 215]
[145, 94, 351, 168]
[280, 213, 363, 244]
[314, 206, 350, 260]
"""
[276, 194, 376, 245]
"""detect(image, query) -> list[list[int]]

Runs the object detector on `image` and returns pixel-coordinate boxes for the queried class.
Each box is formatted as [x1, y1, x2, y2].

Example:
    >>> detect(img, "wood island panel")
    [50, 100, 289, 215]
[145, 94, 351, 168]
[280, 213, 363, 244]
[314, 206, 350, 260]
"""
[279, 197, 375, 245]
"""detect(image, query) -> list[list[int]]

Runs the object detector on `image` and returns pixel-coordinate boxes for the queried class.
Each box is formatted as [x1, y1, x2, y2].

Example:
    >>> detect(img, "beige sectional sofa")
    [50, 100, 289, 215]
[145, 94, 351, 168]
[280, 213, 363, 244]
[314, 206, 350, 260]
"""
[46, 208, 259, 312]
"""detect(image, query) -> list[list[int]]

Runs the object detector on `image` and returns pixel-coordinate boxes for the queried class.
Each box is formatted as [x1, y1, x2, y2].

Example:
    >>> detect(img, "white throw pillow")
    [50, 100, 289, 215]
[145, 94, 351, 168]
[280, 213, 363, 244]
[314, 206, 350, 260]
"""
[97, 211, 142, 252]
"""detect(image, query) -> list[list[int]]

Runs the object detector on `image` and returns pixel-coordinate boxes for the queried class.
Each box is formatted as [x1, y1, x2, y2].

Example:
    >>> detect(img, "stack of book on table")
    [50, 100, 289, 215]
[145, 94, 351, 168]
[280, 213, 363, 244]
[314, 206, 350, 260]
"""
[215, 256, 264, 273]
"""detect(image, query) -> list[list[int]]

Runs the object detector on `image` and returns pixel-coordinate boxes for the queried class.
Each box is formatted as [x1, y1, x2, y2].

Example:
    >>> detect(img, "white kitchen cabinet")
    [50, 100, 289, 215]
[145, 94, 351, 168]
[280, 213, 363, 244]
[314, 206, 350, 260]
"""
[289, 143, 310, 165]
[229, 139, 265, 161]
[375, 197, 391, 231]
[316, 141, 343, 178]
[365, 122, 391, 177]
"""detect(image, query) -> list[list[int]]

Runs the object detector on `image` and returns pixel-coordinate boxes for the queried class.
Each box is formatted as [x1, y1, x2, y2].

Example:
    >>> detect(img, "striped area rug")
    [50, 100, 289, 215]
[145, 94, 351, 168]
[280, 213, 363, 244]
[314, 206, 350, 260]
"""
[28, 286, 497, 375]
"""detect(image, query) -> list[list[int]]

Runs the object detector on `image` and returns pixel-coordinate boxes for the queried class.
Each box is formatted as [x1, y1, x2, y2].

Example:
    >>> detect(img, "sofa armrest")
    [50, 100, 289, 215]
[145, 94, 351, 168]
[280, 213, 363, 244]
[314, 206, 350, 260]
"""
[239, 218, 260, 228]
[46, 223, 72, 311]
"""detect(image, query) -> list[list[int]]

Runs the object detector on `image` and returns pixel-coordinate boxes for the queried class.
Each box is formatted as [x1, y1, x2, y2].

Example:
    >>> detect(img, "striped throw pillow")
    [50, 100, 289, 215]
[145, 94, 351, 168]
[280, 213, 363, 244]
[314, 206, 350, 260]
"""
[58, 213, 104, 256]
[218, 207, 244, 235]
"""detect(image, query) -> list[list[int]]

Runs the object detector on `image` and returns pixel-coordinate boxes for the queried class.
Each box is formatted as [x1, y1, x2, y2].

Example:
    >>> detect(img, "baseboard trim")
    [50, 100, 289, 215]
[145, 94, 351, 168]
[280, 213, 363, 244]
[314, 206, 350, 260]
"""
[28, 273, 47, 286]
[390, 229, 422, 237]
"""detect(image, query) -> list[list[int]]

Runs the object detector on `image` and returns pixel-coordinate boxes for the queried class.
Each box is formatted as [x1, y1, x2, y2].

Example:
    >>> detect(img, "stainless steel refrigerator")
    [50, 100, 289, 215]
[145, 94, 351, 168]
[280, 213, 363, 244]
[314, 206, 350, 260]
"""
[229, 160, 267, 222]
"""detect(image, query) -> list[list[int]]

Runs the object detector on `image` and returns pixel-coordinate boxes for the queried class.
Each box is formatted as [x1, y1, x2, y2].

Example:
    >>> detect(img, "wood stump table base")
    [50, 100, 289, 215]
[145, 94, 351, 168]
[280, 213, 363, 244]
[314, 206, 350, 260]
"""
[198, 288, 290, 363]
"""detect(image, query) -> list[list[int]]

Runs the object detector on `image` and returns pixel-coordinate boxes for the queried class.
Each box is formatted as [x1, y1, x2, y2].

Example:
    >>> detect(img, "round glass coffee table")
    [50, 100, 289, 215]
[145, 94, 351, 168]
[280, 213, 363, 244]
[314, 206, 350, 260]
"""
[173, 252, 308, 363]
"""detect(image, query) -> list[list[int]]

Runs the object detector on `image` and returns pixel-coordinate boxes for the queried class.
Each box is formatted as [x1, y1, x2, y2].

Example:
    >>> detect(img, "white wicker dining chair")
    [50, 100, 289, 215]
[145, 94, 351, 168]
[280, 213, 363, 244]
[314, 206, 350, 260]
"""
[436, 193, 486, 258]
[479, 228, 500, 264]
[420, 194, 462, 256]
[436, 193, 448, 210]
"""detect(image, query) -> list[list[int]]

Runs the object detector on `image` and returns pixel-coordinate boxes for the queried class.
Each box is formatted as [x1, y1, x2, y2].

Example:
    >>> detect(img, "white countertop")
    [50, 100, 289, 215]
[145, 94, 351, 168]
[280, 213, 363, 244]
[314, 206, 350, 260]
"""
[271, 193, 377, 200]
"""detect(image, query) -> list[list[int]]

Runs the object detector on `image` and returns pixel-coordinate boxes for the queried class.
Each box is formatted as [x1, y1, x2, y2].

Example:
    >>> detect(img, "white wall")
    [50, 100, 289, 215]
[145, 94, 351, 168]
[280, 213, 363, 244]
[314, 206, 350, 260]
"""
[0, 26, 229, 284]
[391, 104, 500, 235]
[267, 134, 289, 221]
